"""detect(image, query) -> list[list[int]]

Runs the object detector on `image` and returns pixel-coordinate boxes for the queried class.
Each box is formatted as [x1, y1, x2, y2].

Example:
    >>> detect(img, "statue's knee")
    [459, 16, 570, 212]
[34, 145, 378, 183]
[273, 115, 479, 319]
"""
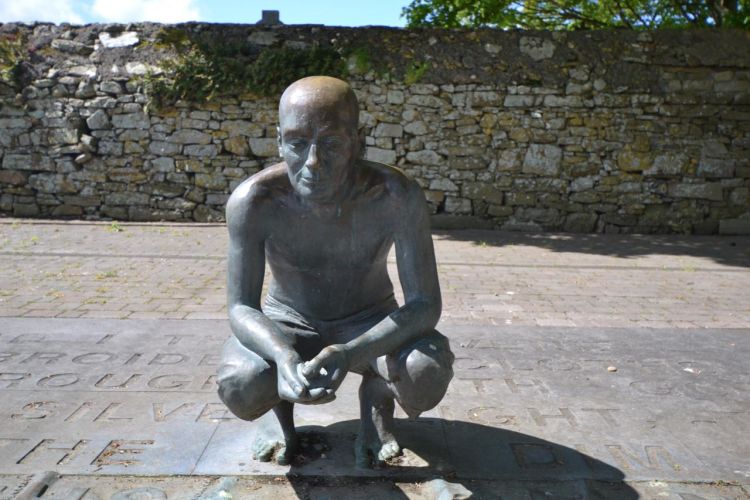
[392, 333, 454, 414]
[217, 363, 275, 421]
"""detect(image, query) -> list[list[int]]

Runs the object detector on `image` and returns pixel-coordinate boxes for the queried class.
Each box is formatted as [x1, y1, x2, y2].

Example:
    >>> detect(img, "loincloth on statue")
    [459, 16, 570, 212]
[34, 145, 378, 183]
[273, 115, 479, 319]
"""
[262, 293, 399, 347]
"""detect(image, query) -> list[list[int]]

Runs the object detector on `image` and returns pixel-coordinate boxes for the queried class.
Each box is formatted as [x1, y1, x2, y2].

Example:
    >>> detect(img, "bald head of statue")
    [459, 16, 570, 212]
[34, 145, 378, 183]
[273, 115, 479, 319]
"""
[277, 76, 361, 203]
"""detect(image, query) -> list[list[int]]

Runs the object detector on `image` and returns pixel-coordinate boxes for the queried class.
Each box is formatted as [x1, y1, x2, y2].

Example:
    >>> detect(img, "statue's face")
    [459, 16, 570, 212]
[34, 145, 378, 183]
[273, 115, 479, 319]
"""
[278, 84, 359, 202]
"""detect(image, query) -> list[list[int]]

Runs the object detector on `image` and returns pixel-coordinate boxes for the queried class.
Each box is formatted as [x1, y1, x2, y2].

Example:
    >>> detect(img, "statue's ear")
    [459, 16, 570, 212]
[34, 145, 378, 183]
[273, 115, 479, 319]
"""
[277, 126, 283, 156]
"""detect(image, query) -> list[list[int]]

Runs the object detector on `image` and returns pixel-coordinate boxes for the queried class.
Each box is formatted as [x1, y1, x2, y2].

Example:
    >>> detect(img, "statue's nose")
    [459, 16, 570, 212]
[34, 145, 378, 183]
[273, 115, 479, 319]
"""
[305, 144, 320, 169]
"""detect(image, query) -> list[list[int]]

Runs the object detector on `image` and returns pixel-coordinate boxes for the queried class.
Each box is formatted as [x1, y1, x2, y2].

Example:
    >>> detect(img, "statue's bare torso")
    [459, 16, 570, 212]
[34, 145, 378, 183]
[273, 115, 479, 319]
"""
[236, 159, 409, 321]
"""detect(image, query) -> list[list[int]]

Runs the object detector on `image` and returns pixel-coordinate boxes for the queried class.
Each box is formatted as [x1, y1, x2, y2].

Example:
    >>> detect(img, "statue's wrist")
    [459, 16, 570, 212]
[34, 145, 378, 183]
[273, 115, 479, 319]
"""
[274, 348, 300, 366]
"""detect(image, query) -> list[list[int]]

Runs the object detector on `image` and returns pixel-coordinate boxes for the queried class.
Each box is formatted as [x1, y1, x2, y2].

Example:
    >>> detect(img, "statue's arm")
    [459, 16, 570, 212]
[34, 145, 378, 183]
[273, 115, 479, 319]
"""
[225, 185, 298, 366]
[344, 179, 442, 367]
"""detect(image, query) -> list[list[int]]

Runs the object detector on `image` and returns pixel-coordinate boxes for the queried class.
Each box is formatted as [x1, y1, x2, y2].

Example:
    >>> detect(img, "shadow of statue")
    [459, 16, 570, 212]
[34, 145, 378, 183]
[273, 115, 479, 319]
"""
[283, 417, 639, 499]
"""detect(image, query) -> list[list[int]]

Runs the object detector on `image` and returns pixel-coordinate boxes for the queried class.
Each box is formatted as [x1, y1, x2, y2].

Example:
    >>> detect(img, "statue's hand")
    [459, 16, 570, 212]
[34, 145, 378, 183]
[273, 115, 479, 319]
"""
[302, 344, 350, 396]
[276, 353, 335, 404]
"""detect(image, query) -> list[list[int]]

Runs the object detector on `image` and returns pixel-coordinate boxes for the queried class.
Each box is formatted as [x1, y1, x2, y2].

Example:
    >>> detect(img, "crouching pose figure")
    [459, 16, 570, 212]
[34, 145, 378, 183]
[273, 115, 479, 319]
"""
[217, 76, 454, 468]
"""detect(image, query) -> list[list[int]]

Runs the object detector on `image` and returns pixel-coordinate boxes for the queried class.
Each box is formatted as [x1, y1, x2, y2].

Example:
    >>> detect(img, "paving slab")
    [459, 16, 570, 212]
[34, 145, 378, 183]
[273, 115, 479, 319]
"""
[0, 318, 748, 498]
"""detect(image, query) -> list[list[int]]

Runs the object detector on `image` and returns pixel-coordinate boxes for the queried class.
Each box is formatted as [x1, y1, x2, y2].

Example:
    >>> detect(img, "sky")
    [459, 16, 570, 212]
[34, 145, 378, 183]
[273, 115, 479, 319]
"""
[0, 0, 408, 26]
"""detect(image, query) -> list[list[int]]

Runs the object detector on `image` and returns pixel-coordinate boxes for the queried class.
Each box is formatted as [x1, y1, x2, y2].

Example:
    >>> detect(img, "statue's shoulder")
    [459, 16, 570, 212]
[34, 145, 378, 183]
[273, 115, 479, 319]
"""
[227, 163, 289, 214]
[359, 160, 423, 204]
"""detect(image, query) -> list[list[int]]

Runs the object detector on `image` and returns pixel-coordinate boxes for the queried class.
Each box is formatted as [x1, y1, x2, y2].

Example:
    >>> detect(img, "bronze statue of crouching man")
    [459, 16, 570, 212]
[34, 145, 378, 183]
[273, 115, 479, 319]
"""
[217, 76, 454, 468]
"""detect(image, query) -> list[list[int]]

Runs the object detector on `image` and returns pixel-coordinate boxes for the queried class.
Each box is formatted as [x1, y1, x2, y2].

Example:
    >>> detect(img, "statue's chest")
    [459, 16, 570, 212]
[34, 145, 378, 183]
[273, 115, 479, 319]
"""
[266, 209, 393, 270]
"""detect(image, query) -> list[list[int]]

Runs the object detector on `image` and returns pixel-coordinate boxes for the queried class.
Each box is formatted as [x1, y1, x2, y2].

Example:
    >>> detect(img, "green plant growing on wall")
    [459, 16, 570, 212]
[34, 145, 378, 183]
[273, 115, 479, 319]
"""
[0, 33, 27, 90]
[144, 28, 348, 108]
[405, 60, 430, 85]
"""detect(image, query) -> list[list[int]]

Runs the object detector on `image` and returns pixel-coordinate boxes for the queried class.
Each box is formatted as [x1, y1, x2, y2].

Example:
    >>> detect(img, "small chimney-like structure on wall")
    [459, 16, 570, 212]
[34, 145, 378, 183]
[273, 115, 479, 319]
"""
[257, 10, 282, 25]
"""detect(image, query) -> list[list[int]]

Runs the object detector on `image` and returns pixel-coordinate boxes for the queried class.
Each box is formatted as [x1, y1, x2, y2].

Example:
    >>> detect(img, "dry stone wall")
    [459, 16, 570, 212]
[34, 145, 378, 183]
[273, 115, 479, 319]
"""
[1, 23, 749, 233]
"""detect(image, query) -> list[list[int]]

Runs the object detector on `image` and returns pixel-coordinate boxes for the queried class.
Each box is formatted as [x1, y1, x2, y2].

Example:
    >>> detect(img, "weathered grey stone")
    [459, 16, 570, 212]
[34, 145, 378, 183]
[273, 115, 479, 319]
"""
[564, 212, 598, 232]
[366, 147, 397, 165]
[2, 154, 55, 171]
[100, 81, 123, 95]
[98, 141, 124, 155]
[151, 157, 176, 172]
[519, 36, 556, 61]
[111, 112, 149, 129]
[387, 90, 404, 104]
[52, 39, 93, 55]
[544, 95, 583, 107]
[125, 62, 151, 76]
[87, 111, 110, 134]
[697, 158, 735, 178]
[374, 123, 403, 138]
[570, 176, 595, 192]
[0, 170, 28, 185]
[0, 118, 31, 129]
[248, 31, 278, 45]
[406, 150, 442, 165]
[617, 149, 651, 172]
[719, 216, 750, 235]
[248, 138, 278, 157]
[462, 182, 504, 204]
[644, 153, 687, 177]
[75, 81, 96, 98]
[13, 204, 40, 216]
[429, 178, 458, 192]
[184, 145, 220, 158]
[224, 136, 249, 156]
[445, 196, 472, 214]
[106, 192, 150, 206]
[195, 174, 227, 190]
[406, 95, 445, 108]
[504, 95, 536, 107]
[221, 120, 264, 137]
[404, 121, 428, 135]
[522, 144, 562, 176]
[148, 141, 181, 156]
[669, 183, 724, 201]
[29, 174, 78, 194]
[167, 130, 212, 145]
[98, 31, 139, 48]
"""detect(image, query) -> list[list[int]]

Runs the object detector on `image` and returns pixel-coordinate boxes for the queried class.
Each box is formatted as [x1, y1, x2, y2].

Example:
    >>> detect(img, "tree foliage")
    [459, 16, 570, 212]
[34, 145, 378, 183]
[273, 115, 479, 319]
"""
[402, 0, 750, 30]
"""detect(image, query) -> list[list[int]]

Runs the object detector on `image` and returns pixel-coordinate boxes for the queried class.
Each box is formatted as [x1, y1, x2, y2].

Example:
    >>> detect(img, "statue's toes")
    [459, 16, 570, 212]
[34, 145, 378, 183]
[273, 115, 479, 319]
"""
[275, 444, 290, 465]
[378, 440, 401, 461]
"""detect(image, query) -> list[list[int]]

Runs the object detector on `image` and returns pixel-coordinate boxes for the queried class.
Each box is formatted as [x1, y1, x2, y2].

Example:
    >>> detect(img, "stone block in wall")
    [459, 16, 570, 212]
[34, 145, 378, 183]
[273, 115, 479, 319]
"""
[106, 192, 150, 206]
[428, 178, 458, 192]
[0, 170, 28, 186]
[2, 154, 55, 171]
[13, 204, 40, 217]
[184, 144, 219, 158]
[51, 205, 83, 216]
[449, 156, 487, 171]
[506, 192, 536, 206]
[28, 174, 77, 194]
[224, 136, 250, 156]
[444, 196, 472, 214]
[697, 158, 735, 179]
[404, 121, 428, 136]
[406, 150, 441, 165]
[86, 110, 111, 130]
[522, 145, 562, 176]
[107, 169, 148, 184]
[195, 173, 227, 190]
[504, 95, 536, 107]
[644, 152, 687, 177]
[248, 139, 278, 157]
[564, 213, 598, 233]
[719, 216, 750, 235]
[374, 123, 403, 138]
[167, 129, 212, 145]
[617, 149, 652, 173]
[194, 204, 224, 222]
[462, 182, 504, 205]
[668, 183, 723, 202]
[149, 141, 182, 156]
[111, 112, 150, 129]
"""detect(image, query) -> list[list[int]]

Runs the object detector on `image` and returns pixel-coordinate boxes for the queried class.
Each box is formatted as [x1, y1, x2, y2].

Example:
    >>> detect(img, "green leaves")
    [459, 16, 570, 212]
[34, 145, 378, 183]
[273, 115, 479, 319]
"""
[402, 0, 750, 30]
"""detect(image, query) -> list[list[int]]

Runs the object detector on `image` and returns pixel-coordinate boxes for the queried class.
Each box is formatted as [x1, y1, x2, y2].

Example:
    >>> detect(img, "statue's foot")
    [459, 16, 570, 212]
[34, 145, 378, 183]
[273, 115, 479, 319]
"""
[251, 432, 298, 465]
[356, 375, 401, 468]
[251, 401, 298, 465]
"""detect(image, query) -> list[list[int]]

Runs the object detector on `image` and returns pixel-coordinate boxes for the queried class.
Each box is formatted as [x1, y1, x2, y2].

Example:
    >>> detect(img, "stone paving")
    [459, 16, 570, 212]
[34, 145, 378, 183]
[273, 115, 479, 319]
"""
[1, 219, 749, 329]
[0, 219, 749, 499]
